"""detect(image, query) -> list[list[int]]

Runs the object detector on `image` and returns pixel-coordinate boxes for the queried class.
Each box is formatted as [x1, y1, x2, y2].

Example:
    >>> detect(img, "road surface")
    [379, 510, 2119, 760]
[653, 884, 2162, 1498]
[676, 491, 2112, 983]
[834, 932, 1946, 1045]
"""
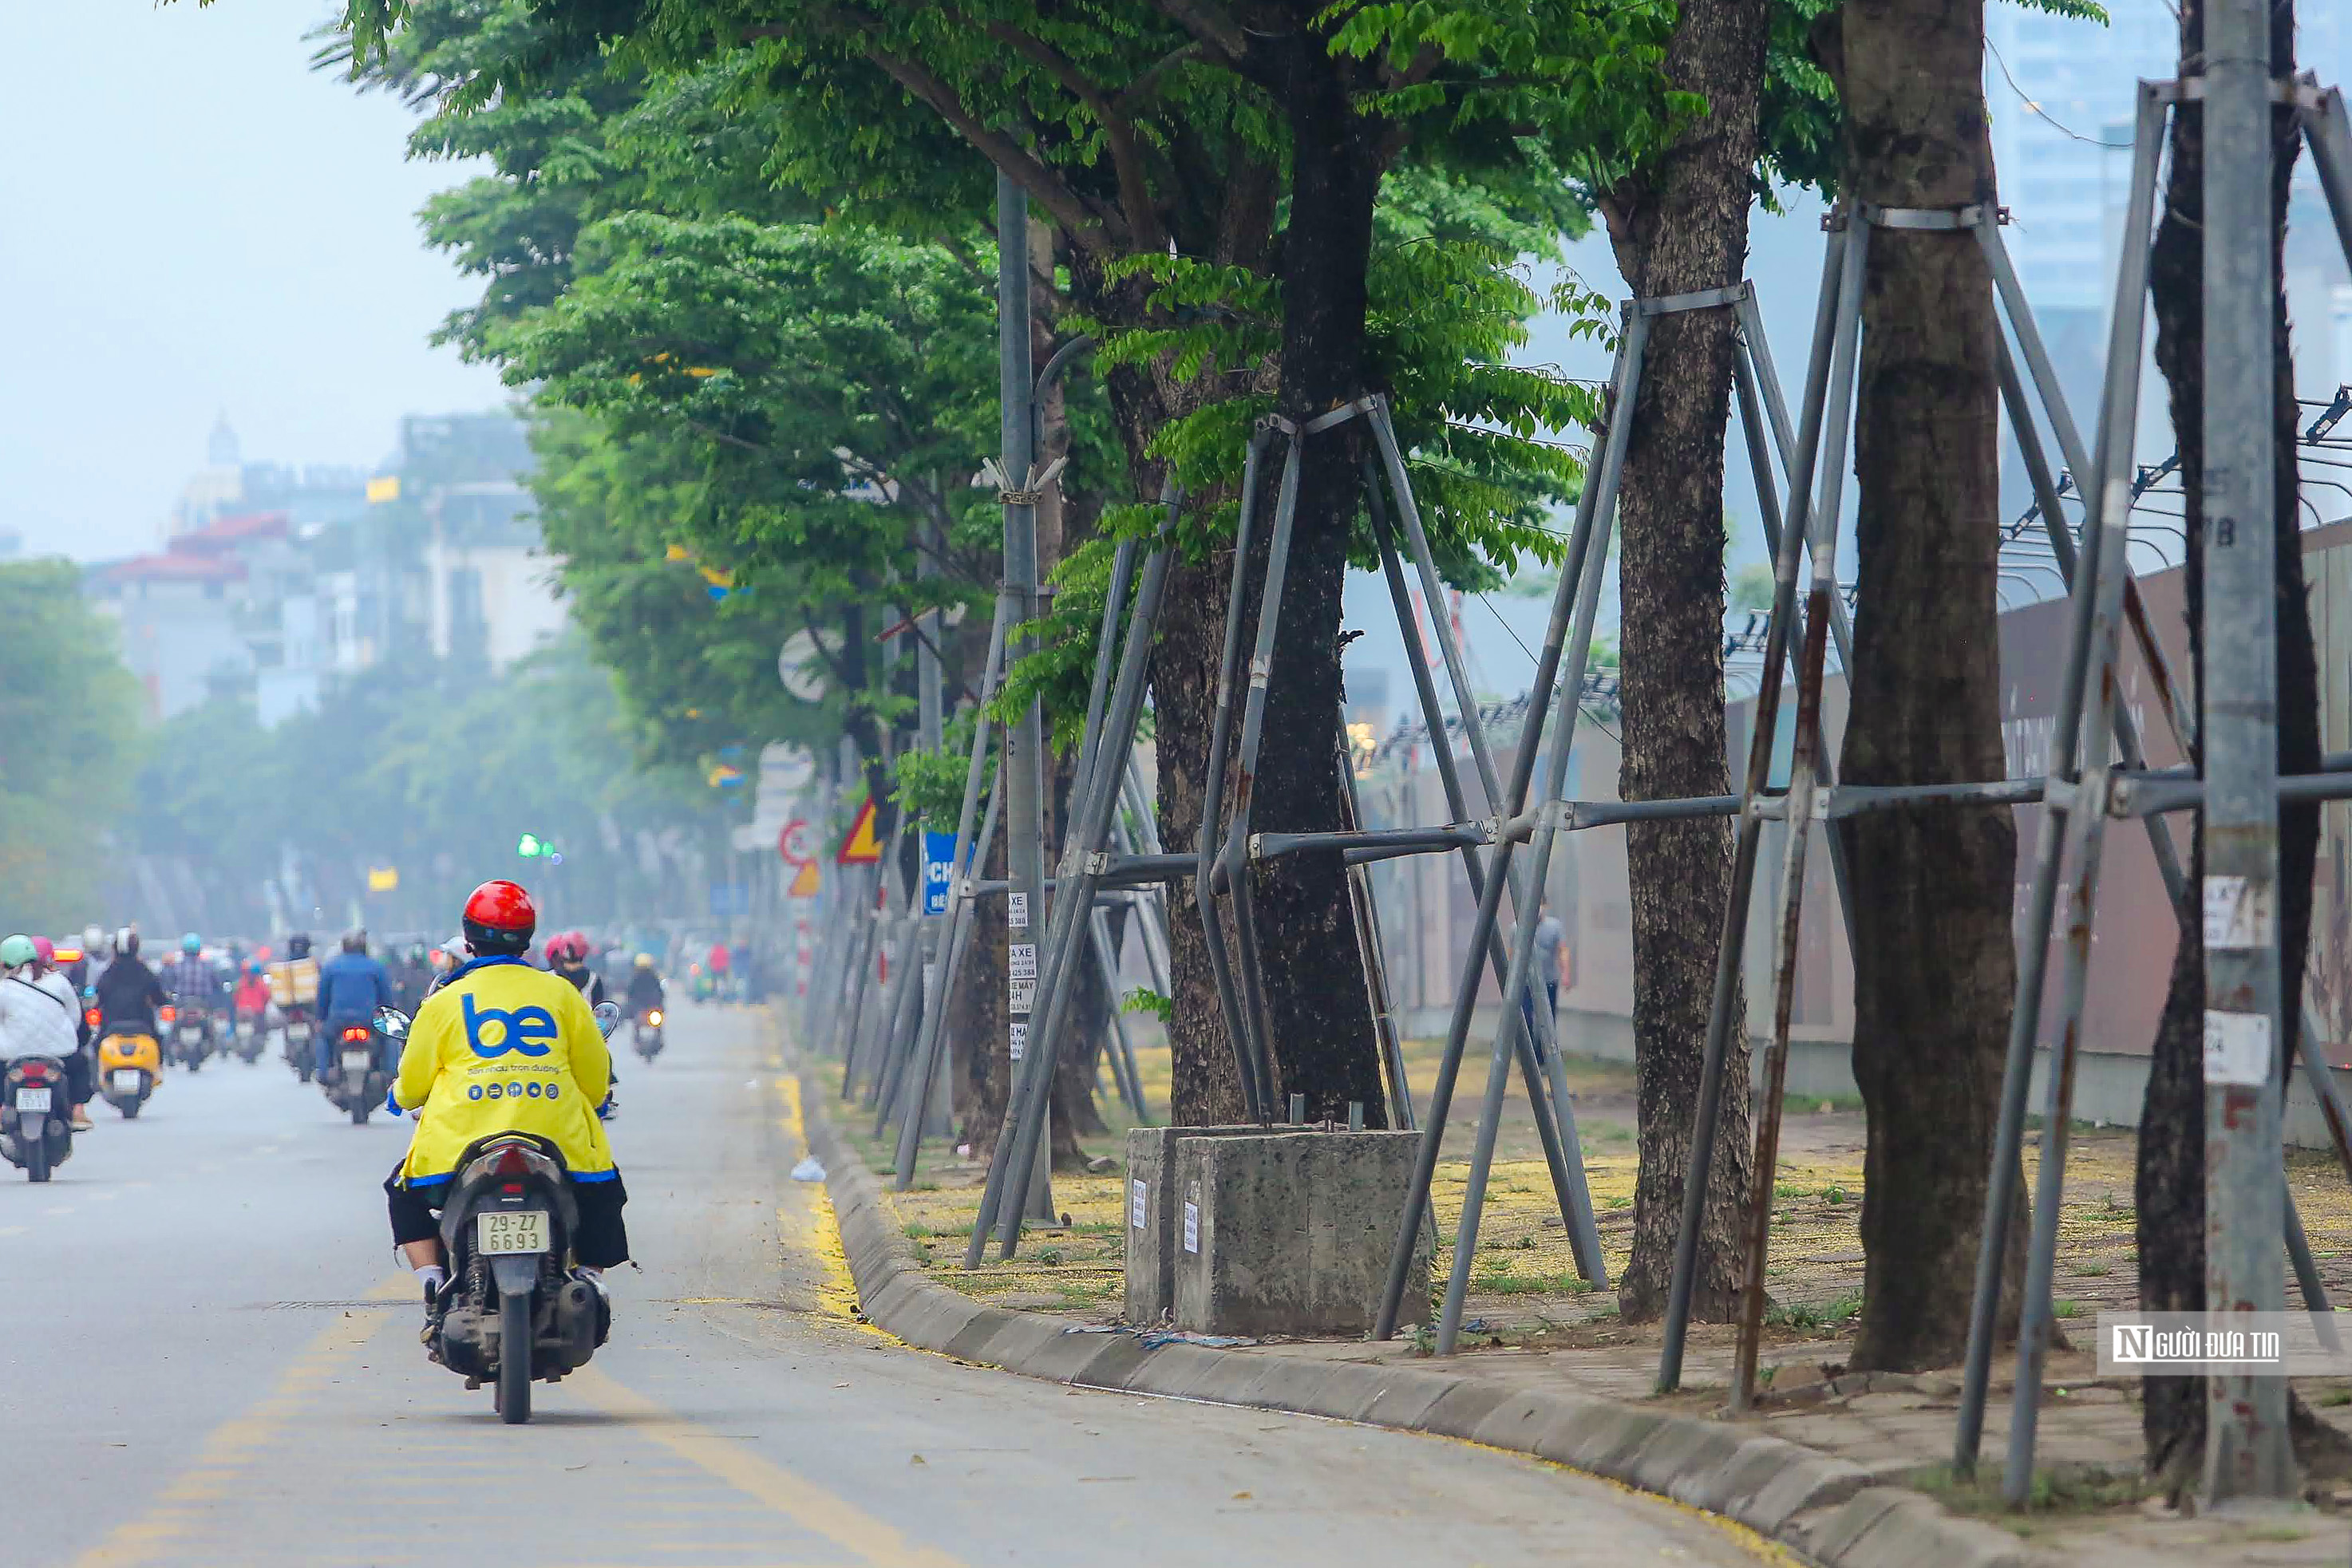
[1, 1004, 1778, 1567]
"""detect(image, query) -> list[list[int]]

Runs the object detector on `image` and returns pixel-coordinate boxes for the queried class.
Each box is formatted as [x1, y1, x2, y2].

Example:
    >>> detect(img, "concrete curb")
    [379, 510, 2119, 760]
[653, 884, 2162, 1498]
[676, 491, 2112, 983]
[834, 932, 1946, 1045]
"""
[801, 1079, 2046, 1568]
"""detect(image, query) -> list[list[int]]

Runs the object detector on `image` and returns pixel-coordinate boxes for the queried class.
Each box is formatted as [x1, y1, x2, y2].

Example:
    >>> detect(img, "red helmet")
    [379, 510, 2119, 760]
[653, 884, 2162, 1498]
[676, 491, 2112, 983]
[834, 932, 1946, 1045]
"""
[547, 930, 588, 965]
[462, 879, 537, 956]
[30, 937, 54, 964]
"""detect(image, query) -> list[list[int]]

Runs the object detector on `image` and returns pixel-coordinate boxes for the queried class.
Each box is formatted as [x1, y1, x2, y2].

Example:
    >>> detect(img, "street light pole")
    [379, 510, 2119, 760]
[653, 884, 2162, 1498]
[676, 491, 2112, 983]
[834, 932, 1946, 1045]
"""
[996, 171, 1053, 1224]
[2200, 0, 2291, 1501]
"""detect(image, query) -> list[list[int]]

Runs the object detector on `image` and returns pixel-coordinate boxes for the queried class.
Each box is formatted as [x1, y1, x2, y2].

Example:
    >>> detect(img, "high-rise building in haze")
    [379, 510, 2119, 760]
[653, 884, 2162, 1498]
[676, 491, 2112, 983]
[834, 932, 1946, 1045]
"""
[1986, 2, 2352, 520]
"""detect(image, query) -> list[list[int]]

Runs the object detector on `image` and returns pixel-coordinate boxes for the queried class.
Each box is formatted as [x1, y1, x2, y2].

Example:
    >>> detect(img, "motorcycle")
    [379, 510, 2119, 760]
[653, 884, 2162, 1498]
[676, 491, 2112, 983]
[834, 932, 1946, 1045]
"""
[2, 1055, 73, 1182]
[168, 1003, 213, 1072]
[378, 1001, 621, 1424]
[283, 1009, 316, 1083]
[323, 1021, 390, 1125]
[96, 1019, 161, 1119]
[631, 1006, 664, 1062]
[232, 1013, 263, 1064]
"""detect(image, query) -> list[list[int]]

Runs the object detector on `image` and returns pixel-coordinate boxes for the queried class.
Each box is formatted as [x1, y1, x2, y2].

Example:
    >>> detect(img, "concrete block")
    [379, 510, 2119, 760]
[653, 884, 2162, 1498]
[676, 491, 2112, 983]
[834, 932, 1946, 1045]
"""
[1466, 1391, 1559, 1451]
[1419, 1380, 1515, 1440]
[1168, 1132, 1429, 1337]
[1743, 1449, 1873, 1534]
[1802, 1490, 2036, 1568]
[1123, 1124, 1300, 1325]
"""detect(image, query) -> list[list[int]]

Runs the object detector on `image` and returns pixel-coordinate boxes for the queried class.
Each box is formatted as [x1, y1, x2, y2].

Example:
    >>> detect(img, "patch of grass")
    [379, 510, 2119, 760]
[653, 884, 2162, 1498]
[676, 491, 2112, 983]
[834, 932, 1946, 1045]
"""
[2073, 1261, 2110, 1278]
[903, 1222, 934, 1240]
[1909, 1463, 2148, 1522]
[1035, 1246, 1064, 1266]
[1475, 1270, 1594, 1297]
[2319, 1388, 2352, 1408]
[1607, 1195, 1631, 1210]
[1765, 1290, 1864, 1333]
[1774, 1182, 1809, 1200]
[2053, 1299, 2082, 1320]
[1822, 1186, 1847, 1206]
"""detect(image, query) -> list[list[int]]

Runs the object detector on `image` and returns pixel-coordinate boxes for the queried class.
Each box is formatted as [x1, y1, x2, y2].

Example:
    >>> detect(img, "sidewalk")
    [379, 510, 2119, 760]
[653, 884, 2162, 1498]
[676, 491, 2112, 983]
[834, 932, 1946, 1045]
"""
[806, 1053, 2352, 1566]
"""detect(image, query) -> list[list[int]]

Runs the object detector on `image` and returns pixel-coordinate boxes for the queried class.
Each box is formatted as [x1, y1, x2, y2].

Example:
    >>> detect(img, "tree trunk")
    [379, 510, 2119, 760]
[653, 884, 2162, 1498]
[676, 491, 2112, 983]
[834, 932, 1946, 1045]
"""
[1066, 82, 1386, 1128]
[1836, 0, 2022, 1372]
[1225, 14, 1387, 1127]
[955, 808, 1011, 1157]
[2137, 0, 2323, 1492]
[1599, 0, 1769, 1325]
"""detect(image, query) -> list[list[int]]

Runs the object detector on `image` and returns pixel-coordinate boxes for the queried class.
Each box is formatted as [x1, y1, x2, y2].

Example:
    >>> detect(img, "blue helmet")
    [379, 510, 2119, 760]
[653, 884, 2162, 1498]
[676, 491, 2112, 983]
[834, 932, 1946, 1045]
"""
[181, 932, 203, 954]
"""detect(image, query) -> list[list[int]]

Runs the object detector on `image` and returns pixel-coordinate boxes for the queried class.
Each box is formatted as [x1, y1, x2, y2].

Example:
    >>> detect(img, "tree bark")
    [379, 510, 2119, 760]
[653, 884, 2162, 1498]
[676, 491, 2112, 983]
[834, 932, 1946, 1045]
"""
[1836, 0, 2023, 1372]
[1064, 25, 1390, 1127]
[1599, 0, 1769, 1325]
[2137, 0, 2324, 1492]
[1223, 9, 1387, 1126]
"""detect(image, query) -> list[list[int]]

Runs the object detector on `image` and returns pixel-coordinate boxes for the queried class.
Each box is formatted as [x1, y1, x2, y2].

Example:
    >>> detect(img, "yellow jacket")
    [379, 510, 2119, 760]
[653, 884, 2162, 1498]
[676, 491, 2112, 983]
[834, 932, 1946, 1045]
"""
[391, 955, 615, 1188]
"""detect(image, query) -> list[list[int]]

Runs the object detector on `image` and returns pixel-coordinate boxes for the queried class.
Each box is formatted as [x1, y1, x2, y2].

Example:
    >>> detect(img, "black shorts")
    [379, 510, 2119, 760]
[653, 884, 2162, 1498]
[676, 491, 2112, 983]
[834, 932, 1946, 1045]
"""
[385, 1163, 630, 1270]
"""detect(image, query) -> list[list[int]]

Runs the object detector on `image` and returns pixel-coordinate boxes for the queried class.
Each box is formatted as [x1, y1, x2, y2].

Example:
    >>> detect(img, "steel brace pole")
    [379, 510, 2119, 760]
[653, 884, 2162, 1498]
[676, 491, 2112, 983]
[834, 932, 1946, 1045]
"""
[1360, 440, 1603, 1301]
[889, 601, 1011, 1187]
[1990, 83, 2162, 1507]
[1374, 322, 1634, 1343]
[982, 538, 1176, 1258]
[1658, 221, 1853, 1393]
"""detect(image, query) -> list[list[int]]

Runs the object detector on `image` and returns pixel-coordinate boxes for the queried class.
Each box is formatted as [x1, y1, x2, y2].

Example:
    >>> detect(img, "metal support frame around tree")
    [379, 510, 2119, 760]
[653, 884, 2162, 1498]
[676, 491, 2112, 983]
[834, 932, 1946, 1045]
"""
[966, 508, 1179, 1264]
[1953, 71, 2352, 1508]
[1370, 278, 1845, 1356]
[1638, 188, 2347, 1419]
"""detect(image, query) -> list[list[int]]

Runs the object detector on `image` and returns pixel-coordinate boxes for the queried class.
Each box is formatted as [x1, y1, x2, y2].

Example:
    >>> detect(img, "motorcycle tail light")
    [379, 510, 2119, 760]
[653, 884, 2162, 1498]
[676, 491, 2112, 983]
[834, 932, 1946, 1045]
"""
[496, 1145, 532, 1177]
[501, 1183, 523, 1195]
[83, 1009, 99, 1029]
[159, 1006, 176, 1024]
[18, 1062, 49, 1084]
[342, 1025, 370, 1043]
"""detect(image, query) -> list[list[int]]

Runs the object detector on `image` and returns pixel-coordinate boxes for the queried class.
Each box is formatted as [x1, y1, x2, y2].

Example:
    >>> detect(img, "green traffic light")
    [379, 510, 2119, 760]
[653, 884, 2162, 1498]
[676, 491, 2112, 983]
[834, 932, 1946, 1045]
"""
[517, 833, 543, 857]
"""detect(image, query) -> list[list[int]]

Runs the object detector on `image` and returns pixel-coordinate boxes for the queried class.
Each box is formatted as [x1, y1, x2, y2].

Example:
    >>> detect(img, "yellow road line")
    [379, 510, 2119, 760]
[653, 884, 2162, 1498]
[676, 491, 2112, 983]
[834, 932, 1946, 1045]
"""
[72, 1274, 413, 1568]
[776, 1076, 864, 1326]
[567, 1365, 966, 1568]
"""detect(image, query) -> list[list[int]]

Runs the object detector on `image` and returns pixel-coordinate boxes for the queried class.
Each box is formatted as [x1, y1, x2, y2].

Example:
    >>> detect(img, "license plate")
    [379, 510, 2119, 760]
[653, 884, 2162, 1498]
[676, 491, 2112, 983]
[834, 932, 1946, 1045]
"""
[16, 1088, 51, 1114]
[111, 1069, 142, 1093]
[288, 1024, 311, 1041]
[477, 1211, 548, 1255]
[342, 1050, 373, 1074]
[180, 1028, 203, 1044]
[237, 1024, 255, 1038]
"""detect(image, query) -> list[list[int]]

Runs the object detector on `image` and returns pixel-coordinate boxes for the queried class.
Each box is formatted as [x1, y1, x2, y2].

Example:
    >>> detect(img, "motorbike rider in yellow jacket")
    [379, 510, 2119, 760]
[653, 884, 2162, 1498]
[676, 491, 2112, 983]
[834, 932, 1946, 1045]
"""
[383, 879, 628, 1323]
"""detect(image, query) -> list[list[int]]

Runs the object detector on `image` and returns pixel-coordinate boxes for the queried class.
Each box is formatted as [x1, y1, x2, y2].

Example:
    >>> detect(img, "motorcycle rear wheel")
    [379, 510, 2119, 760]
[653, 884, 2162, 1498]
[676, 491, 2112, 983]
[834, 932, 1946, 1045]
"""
[118, 1097, 140, 1120]
[26, 1139, 49, 1183]
[350, 1102, 369, 1126]
[496, 1291, 532, 1424]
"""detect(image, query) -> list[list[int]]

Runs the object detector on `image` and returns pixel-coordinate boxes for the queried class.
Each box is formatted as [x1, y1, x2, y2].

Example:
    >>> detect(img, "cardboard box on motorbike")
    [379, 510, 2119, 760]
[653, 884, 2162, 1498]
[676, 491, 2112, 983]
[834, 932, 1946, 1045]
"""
[265, 957, 319, 1008]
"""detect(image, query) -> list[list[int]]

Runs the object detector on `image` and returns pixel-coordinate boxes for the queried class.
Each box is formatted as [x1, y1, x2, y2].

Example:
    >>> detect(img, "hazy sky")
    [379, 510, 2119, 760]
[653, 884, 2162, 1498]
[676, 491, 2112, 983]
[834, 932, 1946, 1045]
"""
[0, 2, 504, 562]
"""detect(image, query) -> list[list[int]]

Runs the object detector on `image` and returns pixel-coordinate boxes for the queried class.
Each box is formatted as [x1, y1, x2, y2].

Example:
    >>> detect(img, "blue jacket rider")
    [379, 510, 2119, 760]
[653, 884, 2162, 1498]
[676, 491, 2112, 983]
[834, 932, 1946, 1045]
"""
[317, 929, 395, 1076]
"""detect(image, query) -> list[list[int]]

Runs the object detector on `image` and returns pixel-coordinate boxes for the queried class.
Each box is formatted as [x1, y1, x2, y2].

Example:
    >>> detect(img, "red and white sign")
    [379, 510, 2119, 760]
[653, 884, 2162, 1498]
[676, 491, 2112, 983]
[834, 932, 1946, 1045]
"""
[777, 817, 813, 864]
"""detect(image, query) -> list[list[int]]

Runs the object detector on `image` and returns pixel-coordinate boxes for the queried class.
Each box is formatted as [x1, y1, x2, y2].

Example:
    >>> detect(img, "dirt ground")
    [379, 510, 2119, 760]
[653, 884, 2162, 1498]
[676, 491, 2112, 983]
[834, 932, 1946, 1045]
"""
[818, 1034, 2352, 1337]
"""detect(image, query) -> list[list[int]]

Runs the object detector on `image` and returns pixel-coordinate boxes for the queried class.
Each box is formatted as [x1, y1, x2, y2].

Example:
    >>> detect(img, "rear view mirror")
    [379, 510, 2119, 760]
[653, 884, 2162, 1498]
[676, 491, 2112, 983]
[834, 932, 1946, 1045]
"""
[376, 1006, 413, 1040]
[592, 1001, 622, 1040]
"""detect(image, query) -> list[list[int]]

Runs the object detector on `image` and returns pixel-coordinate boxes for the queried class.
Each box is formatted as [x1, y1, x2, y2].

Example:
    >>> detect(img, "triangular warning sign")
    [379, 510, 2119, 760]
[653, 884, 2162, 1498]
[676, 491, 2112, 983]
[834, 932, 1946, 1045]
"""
[789, 861, 821, 898]
[836, 797, 883, 863]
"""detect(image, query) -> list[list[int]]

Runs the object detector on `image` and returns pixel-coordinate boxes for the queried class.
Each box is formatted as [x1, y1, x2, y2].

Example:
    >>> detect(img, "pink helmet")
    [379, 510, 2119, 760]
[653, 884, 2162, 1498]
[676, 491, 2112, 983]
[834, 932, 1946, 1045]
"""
[31, 937, 54, 964]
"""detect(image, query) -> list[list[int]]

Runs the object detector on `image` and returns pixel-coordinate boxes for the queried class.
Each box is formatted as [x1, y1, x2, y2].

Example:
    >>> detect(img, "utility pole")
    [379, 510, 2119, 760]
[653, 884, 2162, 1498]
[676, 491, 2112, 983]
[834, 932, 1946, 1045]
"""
[2200, 0, 2290, 1501]
[996, 172, 1053, 1224]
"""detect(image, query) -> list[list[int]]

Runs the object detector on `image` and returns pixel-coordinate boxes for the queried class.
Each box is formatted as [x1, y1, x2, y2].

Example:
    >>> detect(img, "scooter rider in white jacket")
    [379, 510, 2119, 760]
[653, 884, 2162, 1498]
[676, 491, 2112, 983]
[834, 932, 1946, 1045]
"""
[0, 934, 85, 1084]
